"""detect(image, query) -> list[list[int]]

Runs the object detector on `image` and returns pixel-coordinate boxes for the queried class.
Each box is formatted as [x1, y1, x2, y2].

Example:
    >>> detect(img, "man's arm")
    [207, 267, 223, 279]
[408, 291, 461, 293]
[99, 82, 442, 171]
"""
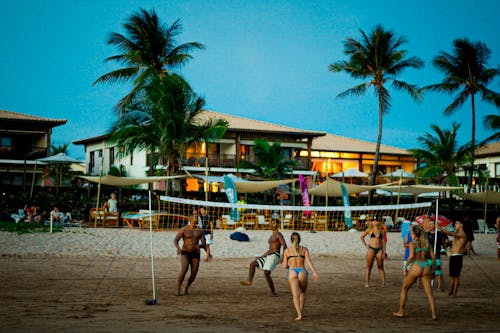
[174, 229, 184, 254]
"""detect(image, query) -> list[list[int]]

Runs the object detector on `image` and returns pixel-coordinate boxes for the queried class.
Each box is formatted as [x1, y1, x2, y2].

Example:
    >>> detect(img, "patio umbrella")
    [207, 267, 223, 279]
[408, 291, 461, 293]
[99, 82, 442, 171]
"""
[382, 169, 415, 179]
[36, 153, 83, 200]
[332, 168, 368, 184]
[415, 214, 453, 227]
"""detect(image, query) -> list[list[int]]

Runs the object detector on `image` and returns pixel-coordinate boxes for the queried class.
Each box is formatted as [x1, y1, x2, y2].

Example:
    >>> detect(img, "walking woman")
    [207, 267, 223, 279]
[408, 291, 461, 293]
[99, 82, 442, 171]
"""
[360, 218, 386, 287]
[393, 224, 437, 320]
[283, 232, 318, 320]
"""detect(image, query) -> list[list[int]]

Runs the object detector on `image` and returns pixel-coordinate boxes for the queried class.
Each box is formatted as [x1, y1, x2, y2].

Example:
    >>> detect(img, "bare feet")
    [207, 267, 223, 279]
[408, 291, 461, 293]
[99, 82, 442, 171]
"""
[294, 315, 302, 321]
[240, 280, 252, 286]
[206, 254, 213, 262]
[392, 311, 404, 318]
[365, 283, 369, 288]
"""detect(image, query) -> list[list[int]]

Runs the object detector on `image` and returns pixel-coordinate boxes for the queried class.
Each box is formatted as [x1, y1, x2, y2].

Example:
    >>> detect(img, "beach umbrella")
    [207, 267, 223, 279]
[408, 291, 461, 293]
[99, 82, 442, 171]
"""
[37, 153, 83, 192]
[382, 169, 415, 179]
[429, 213, 453, 227]
[332, 168, 369, 178]
[332, 168, 368, 184]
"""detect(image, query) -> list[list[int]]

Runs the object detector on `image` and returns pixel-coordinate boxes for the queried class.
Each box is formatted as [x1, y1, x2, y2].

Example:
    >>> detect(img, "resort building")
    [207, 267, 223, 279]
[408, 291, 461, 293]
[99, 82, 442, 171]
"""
[457, 141, 500, 190]
[73, 110, 416, 190]
[0, 109, 66, 187]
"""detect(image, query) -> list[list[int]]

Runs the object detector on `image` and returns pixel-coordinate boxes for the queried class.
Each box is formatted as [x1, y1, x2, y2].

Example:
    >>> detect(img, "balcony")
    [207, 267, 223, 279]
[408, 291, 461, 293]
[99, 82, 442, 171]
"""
[0, 146, 47, 160]
[181, 154, 310, 170]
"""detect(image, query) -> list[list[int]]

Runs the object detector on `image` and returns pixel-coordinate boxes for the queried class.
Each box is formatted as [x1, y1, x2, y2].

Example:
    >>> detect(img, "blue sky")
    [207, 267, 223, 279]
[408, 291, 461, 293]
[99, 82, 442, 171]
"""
[1, 0, 499, 159]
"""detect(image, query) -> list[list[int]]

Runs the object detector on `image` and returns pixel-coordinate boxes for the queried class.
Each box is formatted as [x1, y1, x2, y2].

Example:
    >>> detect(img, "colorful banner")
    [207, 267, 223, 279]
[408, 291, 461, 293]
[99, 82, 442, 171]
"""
[340, 182, 352, 228]
[224, 175, 240, 221]
[299, 175, 311, 217]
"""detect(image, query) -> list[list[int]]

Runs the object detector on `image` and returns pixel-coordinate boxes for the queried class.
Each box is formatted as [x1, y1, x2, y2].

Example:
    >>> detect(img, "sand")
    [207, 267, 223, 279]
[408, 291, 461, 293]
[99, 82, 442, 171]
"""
[1, 229, 499, 332]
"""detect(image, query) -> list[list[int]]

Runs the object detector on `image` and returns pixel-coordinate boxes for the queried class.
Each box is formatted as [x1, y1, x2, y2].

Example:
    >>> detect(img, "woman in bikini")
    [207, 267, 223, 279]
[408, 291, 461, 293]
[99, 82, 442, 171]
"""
[360, 218, 386, 287]
[393, 224, 437, 320]
[283, 232, 318, 321]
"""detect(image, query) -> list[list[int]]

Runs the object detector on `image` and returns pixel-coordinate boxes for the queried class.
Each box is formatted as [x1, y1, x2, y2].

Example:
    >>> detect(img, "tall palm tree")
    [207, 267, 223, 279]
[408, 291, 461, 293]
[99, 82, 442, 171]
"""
[94, 8, 205, 111]
[409, 122, 470, 187]
[421, 38, 500, 191]
[329, 24, 424, 187]
[110, 74, 228, 178]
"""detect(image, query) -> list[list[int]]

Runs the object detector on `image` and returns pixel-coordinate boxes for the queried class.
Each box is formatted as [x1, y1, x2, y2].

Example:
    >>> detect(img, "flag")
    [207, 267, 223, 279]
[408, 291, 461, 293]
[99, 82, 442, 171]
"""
[299, 175, 311, 217]
[340, 182, 352, 228]
[224, 175, 240, 221]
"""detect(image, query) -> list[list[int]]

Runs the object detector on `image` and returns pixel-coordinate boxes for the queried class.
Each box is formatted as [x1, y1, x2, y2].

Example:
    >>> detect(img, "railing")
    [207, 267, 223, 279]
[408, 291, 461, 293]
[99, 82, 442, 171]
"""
[181, 154, 310, 170]
[0, 146, 47, 160]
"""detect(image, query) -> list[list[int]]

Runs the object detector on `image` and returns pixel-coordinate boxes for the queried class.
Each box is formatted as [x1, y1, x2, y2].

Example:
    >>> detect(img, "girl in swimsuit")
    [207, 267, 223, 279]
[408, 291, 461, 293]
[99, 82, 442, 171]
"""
[360, 218, 386, 287]
[393, 224, 437, 320]
[282, 232, 318, 321]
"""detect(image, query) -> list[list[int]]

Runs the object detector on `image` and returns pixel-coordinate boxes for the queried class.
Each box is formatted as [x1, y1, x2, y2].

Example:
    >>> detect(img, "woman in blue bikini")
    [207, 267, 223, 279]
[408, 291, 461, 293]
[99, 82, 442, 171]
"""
[393, 224, 437, 320]
[283, 232, 318, 321]
[360, 218, 386, 287]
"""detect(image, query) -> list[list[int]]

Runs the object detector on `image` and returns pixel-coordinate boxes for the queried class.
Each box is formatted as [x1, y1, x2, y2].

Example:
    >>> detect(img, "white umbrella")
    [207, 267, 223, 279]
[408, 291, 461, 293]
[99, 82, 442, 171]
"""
[382, 169, 414, 179]
[332, 168, 369, 178]
[36, 153, 83, 194]
[37, 152, 83, 164]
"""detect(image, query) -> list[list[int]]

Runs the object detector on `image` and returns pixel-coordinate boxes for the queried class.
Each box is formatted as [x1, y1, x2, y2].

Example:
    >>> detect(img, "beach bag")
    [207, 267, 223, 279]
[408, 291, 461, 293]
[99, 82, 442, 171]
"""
[230, 231, 249, 242]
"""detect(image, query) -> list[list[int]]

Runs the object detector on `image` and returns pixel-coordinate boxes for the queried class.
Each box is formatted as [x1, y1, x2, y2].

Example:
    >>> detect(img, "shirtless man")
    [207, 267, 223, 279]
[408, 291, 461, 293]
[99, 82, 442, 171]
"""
[174, 215, 206, 296]
[240, 221, 287, 295]
[439, 220, 466, 297]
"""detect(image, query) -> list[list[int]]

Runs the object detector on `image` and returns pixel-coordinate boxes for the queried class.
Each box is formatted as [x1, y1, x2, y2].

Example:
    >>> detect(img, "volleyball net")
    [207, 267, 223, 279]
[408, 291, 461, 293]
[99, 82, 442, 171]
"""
[158, 196, 432, 231]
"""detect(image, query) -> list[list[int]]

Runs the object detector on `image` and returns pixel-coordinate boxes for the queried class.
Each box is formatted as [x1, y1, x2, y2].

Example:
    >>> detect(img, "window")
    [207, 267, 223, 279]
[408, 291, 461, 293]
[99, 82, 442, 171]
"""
[0, 136, 12, 147]
[109, 147, 115, 166]
[90, 151, 95, 170]
[495, 163, 500, 177]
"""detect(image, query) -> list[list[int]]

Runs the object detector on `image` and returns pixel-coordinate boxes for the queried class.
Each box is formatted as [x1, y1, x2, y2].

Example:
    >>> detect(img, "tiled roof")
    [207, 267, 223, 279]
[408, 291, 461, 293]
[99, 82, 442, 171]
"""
[311, 133, 409, 155]
[476, 141, 500, 156]
[199, 110, 326, 137]
[0, 109, 66, 125]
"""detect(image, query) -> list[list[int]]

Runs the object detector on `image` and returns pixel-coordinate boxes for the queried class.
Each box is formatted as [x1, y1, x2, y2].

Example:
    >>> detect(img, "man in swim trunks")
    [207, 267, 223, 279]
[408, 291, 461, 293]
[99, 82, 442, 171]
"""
[174, 214, 206, 296]
[240, 220, 287, 295]
[439, 220, 466, 297]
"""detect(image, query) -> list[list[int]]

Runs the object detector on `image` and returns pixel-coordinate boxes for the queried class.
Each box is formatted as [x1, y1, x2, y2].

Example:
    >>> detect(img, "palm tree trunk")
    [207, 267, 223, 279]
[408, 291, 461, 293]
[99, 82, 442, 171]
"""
[467, 94, 476, 193]
[370, 95, 384, 203]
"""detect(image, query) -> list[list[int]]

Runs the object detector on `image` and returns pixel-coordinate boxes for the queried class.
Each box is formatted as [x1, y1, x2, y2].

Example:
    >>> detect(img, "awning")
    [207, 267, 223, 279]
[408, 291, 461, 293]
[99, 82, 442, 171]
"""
[462, 191, 500, 205]
[79, 175, 185, 186]
[378, 184, 464, 195]
[308, 178, 375, 197]
[234, 179, 297, 193]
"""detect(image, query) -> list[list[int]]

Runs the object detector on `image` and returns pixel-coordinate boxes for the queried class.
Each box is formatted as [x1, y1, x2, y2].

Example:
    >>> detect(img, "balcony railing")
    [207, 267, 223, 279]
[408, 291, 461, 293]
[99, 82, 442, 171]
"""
[0, 146, 47, 160]
[181, 154, 310, 170]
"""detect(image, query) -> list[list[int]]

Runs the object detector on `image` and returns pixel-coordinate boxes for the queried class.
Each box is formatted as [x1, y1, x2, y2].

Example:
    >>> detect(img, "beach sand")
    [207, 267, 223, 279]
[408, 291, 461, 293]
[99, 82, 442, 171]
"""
[1, 229, 499, 332]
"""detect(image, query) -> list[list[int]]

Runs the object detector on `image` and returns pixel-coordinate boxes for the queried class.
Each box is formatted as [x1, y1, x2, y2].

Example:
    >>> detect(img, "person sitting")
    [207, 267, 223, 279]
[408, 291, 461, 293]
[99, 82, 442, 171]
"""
[50, 206, 63, 225]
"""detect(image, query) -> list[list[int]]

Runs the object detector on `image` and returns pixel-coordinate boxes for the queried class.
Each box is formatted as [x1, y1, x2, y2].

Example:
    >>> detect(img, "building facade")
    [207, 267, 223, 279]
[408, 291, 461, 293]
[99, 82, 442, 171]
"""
[73, 110, 417, 190]
[0, 110, 66, 187]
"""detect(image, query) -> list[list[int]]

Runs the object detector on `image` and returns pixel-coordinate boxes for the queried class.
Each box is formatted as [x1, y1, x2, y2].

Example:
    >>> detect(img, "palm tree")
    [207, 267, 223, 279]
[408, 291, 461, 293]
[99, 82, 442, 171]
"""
[110, 74, 228, 179]
[482, 114, 500, 143]
[409, 123, 470, 187]
[238, 139, 296, 181]
[329, 24, 424, 188]
[94, 8, 205, 111]
[49, 143, 71, 188]
[421, 38, 500, 191]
